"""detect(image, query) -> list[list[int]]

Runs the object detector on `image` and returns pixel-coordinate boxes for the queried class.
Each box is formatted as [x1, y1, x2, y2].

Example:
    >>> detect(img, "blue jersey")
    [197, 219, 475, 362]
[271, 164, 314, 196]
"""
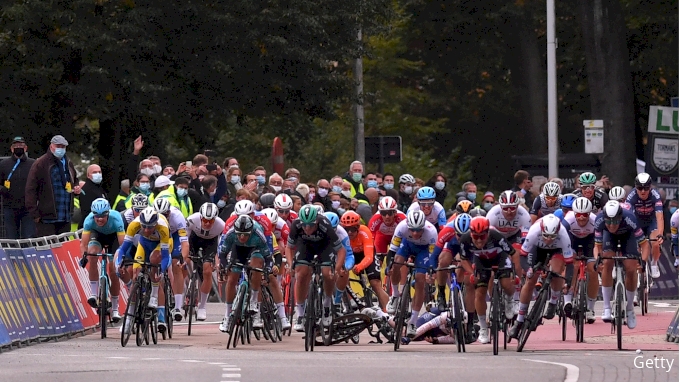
[594, 209, 646, 244]
[83, 210, 125, 235]
[625, 189, 663, 225]
[429, 234, 460, 268]
[218, 221, 271, 259]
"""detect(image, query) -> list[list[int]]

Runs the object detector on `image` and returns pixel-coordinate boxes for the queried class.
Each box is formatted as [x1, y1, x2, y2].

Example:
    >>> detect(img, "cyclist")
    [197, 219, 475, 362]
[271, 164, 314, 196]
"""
[218, 214, 271, 332]
[262, 208, 290, 257]
[609, 186, 627, 203]
[573, 172, 609, 213]
[671, 208, 678, 268]
[80, 198, 125, 322]
[386, 210, 438, 337]
[186, 203, 225, 322]
[286, 205, 345, 332]
[530, 181, 562, 223]
[508, 214, 573, 339]
[407, 187, 447, 230]
[469, 206, 487, 217]
[367, 196, 406, 278]
[458, 216, 518, 344]
[595, 200, 649, 328]
[563, 197, 598, 323]
[625, 173, 664, 278]
[258, 193, 276, 210]
[397, 174, 416, 213]
[275, 193, 298, 228]
[323, 211, 356, 311]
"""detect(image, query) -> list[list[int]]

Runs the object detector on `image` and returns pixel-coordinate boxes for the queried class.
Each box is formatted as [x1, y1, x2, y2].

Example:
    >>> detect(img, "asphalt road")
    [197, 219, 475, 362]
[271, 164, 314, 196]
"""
[1, 300, 678, 382]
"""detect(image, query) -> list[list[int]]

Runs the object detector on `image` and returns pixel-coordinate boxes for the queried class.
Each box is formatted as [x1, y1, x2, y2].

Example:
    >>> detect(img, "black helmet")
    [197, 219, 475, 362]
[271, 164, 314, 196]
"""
[259, 193, 276, 209]
[234, 214, 254, 234]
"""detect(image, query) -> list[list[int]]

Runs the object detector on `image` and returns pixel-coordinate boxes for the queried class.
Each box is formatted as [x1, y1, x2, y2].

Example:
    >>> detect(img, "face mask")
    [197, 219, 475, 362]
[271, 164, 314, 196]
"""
[484, 202, 493, 211]
[13, 148, 24, 157]
[352, 173, 362, 183]
[520, 188, 527, 196]
[384, 183, 394, 190]
[332, 186, 342, 193]
[153, 164, 162, 175]
[308, 193, 315, 202]
[289, 177, 298, 183]
[271, 185, 281, 192]
[404, 186, 413, 195]
[367, 180, 378, 189]
[217, 200, 227, 208]
[139, 182, 150, 192]
[341, 190, 351, 198]
[141, 167, 154, 177]
[91, 173, 102, 184]
[337, 208, 346, 215]
[435, 181, 445, 190]
[256, 175, 265, 185]
[671, 207, 678, 215]
[230, 175, 240, 184]
[209, 190, 216, 197]
[467, 193, 477, 202]
[331, 200, 341, 209]
[53, 148, 66, 159]
[318, 188, 329, 198]
[176, 188, 188, 197]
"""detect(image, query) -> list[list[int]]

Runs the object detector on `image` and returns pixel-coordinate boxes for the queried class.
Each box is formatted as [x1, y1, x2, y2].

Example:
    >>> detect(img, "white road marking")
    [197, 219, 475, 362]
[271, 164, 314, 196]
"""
[523, 359, 579, 382]
[142, 358, 162, 361]
[182, 359, 204, 363]
[108, 356, 130, 359]
[222, 374, 241, 378]
[222, 368, 241, 371]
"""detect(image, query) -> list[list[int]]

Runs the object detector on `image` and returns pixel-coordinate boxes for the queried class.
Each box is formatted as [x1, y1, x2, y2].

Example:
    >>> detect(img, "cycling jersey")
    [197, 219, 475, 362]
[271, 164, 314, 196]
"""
[283, 210, 298, 228]
[671, 210, 678, 257]
[118, 213, 172, 271]
[529, 194, 562, 218]
[122, 208, 136, 225]
[348, 225, 375, 273]
[521, 218, 574, 261]
[388, 219, 438, 254]
[563, 211, 597, 239]
[407, 201, 447, 229]
[83, 210, 125, 235]
[224, 211, 274, 253]
[336, 225, 355, 269]
[367, 211, 407, 253]
[164, 206, 188, 242]
[433, 220, 457, 259]
[459, 230, 514, 287]
[486, 204, 531, 242]
[186, 212, 225, 239]
[271, 219, 290, 251]
[573, 187, 609, 212]
[594, 209, 647, 257]
[288, 215, 342, 264]
[430, 233, 460, 268]
[218, 220, 270, 265]
[624, 188, 663, 227]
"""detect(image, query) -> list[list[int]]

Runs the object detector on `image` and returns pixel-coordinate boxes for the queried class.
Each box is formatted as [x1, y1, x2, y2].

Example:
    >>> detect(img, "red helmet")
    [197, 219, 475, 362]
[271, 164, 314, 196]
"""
[469, 216, 490, 234]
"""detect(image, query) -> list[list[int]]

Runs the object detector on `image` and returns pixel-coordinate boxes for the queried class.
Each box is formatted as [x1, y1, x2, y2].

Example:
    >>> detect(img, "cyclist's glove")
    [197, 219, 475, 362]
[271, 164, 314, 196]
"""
[79, 253, 88, 268]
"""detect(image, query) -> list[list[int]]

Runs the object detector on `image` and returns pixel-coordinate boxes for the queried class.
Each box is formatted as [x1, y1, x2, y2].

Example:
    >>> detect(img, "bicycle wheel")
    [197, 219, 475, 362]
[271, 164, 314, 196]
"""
[261, 288, 277, 343]
[285, 278, 294, 336]
[164, 274, 174, 340]
[451, 287, 465, 353]
[151, 314, 158, 345]
[227, 283, 245, 349]
[304, 281, 316, 352]
[490, 283, 500, 355]
[187, 274, 198, 336]
[559, 297, 567, 342]
[393, 280, 412, 351]
[99, 277, 108, 339]
[616, 285, 623, 350]
[517, 286, 548, 352]
[320, 314, 371, 345]
[576, 280, 587, 343]
[121, 280, 140, 347]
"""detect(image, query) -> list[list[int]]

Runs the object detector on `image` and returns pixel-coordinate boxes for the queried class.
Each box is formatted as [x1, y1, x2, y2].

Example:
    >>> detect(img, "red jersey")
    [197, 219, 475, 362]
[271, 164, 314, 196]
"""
[367, 211, 407, 253]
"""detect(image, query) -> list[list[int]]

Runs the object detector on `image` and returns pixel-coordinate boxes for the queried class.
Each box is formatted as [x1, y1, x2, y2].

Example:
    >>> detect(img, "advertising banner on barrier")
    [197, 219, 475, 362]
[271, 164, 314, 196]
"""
[0, 317, 11, 347]
[0, 248, 40, 343]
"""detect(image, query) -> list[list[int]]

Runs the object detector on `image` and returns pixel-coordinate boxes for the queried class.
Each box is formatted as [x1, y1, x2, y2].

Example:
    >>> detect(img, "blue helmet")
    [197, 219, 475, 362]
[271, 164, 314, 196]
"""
[561, 193, 577, 209]
[416, 186, 436, 201]
[552, 209, 564, 220]
[324, 211, 339, 229]
[91, 198, 110, 215]
[453, 213, 472, 236]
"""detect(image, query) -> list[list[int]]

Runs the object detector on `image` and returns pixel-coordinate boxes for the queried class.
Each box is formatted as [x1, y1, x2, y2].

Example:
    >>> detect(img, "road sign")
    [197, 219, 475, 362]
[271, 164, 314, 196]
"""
[583, 120, 604, 154]
[365, 136, 402, 163]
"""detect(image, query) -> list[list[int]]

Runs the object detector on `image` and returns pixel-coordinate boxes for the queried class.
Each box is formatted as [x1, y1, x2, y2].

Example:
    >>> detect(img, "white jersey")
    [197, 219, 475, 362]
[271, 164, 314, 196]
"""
[407, 201, 447, 227]
[487, 204, 531, 239]
[122, 208, 140, 246]
[336, 225, 349, 243]
[165, 206, 188, 243]
[389, 220, 438, 253]
[671, 210, 678, 242]
[563, 211, 596, 238]
[186, 212, 225, 240]
[521, 218, 573, 259]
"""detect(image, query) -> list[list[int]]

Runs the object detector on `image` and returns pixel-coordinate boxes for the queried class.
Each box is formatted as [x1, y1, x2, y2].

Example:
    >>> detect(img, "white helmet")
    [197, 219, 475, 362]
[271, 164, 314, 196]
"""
[540, 214, 561, 237]
[261, 208, 279, 226]
[378, 196, 397, 211]
[543, 181, 561, 197]
[572, 197, 592, 214]
[199, 203, 219, 220]
[153, 197, 171, 214]
[603, 200, 622, 219]
[399, 174, 416, 184]
[406, 210, 426, 230]
[274, 194, 293, 210]
[313, 204, 324, 214]
[139, 207, 159, 227]
[234, 200, 255, 215]
[608, 186, 626, 201]
[498, 190, 520, 207]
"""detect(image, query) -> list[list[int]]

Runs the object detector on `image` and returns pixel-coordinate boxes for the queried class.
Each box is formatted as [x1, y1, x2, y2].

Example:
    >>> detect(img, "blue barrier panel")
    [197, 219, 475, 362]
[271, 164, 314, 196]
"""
[0, 248, 40, 342]
[0, 317, 11, 347]
[6, 248, 59, 337]
[20, 247, 84, 335]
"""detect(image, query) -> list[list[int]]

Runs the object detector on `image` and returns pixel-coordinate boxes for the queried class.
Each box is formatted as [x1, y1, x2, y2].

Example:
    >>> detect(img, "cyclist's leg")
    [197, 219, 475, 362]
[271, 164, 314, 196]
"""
[86, 232, 103, 306]
[600, 231, 616, 317]
[578, 237, 599, 312]
[546, 250, 566, 318]
[409, 247, 429, 324]
[293, 246, 312, 330]
[222, 245, 247, 322]
[365, 253, 389, 310]
[623, 235, 641, 310]
[472, 257, 491, 341]
[199, 238, 217, 307]
[517, 248, 542, 323]
[436, 249, 453, 307]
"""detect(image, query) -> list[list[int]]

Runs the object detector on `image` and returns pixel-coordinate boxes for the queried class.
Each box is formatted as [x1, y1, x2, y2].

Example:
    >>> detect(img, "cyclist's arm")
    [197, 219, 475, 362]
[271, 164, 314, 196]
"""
[354, 226, 374, 272]
[157, 224, 172, 272]
[80, 231, 91, 254]
[436, 207, 447, 228]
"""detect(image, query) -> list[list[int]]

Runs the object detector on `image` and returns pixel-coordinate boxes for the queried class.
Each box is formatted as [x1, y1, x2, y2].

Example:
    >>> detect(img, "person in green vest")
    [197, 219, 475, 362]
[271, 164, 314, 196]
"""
[343, 160, 365, 198]
[113, 179, 130, 212]
[148, 174, 173, 205]
[124, 173, 152, 210]
[155, 177, 193, 218]
[71, 195, 80, 232]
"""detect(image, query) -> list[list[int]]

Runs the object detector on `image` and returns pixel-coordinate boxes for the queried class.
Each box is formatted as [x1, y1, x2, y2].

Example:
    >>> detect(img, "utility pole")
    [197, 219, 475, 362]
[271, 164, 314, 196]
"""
[547, 0, 558, 178]
[354, 27, 365, 163]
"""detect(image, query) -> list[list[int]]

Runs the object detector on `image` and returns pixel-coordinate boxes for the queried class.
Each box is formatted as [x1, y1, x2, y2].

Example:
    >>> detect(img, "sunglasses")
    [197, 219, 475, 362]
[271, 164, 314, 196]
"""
[277, 209, 290, 214]
[236, 232, 251, 239]
[575, 212, 589, 219]
[471, 232, 488, 240]
[133, 208, 144, 213]
[380, 210, 395, 217]
[636, 186, 650, 191]
[581, 185, 595, 190]
[302, 223, 317, 228]
[502, 206, 517, 213]
[345, 226, 359, 233]
[419, 201, 435, 207]
[141, 223, 156, 229]
[94, 212, 109, 219]
[201, 218, 215, 225]
[604, 218, 621, 225]
[545, 196, 558, 202]
[409, 228, 423, 233]
[541, 233, 558, 240]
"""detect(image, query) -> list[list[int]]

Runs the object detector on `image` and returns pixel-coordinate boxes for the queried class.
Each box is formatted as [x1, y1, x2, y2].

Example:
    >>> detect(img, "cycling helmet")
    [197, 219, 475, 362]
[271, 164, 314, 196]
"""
[298, 204, 318, 224]
[259, 193, 276, 209]
[608, 186, 626, 201]
[378, 196, 397, 211]
[340, 211, 361, 227]
[399, 174, 416, 184]
[274, 194, 293, 210]
[153, 197, 171, 214]
[416, 186, 436, 201]
[561, 193, 577, 208]
[579, 172, 597, 185]
[131, 193, 149, 209]
[498, 190, 519, 207]
[572, 197, 593, 214]
[543, 181, 561, 197]
[469, 206, 487, 217]
[603, 200, 623, 219]
[635, 172, 652, 188]
[234, 200, 255, 215]
[199, 203, 219, 220]
[540, 214, 561, 237]
[469, 216, 490, 234]
[456, 200, 473, 214]
[234, 214, 254, 234]
[323, 212, 340, 229]
[313, 204, 325, 214]
[139, 207, 159, 227]
[261, 208, 279, 226]
[552, 209, 564, 220]
[406, 210, 426, 230]
[91, 198, 110, 215]
[453, 213, 472, 236]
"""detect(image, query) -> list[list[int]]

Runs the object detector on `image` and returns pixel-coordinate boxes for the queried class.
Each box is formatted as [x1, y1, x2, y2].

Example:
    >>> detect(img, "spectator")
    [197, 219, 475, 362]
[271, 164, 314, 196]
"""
[268, 173, 284, 193]
[113, 179, 130, 212]
[223, 157, 239, 168]
[343, 160, 365, 198]
[226, 166, 243, 200]
[462, 181, 478, 205]
[284, 168, 301, 187]
[253, 166, 267, 195]
[356, 187, 379, 224]
[382, 173, 396, 191]
[296, 183, 310, 202]
[312, 179, 334, 212]
[329, 191, 342, 214]
[79, 164, 108, 228]
[341, 181, 352, 200]
[306, 183, 317, 203]
[162, 164, 175, 177]
[375, 173, 383, 187]
[0, 136, 36, 239]
[291, 195, 302, 213]
[364, 172, 379, 190]
[415, 178, 425, 188]
[282, 178, 296, 193]
[200, 175, 218, 204]
[425, 172, 448, 205]
[549, 177, 564, 190]
[482, 191, 495, 211]
[512, 170, 534, 207]
[220, 188, 252, 220]
[149, 175, 173, 204]
[25, 135, 80, 237]
[188, 154, 210, 191]
[156, 176, 194, 218]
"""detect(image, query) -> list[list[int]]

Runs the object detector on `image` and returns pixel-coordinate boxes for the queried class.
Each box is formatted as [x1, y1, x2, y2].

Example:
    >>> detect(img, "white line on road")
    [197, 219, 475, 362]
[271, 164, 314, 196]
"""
[222, 374, 241, 378]
[108, 356, 130, 360]
[182, 359, 204, 363]
[222, 368, 241, 372]
[142, 358, 162, 361]
[523, 359, 579, 382]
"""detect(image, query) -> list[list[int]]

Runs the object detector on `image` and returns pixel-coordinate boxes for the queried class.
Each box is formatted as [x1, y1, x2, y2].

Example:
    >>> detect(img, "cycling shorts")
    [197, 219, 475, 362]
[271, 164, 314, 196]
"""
[133, 236, 173, 270]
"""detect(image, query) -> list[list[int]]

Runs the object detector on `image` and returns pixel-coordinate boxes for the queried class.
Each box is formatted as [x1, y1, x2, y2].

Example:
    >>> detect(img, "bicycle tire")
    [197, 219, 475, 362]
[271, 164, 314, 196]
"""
[517, 286, 548, 352]
[491, 282, 500, 355]
[99, 276, 108, 339]
[245, 317, 252, 344]
[261, 288, 277, 343]
[559, 297, 567, 342]
[576, 280, 587, 343]
[315, 314, 371, 345]
[151, 315, 158, 345]
[317, 278, 333, 347]
[305, 281, 316, 352]
[187, 274, 198, 336]
[393, 280, 412, 351]
[616, 285, 623, 350]
[164, 274, 174, 339]
[451, 287, 465, 353]
[285, 278, 294, 336]
[121, 280, 140, 347]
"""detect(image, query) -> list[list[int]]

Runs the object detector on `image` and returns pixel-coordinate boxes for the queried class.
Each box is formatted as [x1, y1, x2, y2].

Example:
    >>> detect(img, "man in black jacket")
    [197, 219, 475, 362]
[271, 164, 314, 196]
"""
[0, 136, 36, 238]
[79, 164, 107, 228]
